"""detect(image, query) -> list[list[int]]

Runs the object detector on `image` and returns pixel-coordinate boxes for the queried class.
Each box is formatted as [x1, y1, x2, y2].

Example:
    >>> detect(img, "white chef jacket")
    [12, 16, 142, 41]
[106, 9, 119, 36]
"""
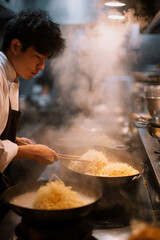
[0, 51, 19, 173]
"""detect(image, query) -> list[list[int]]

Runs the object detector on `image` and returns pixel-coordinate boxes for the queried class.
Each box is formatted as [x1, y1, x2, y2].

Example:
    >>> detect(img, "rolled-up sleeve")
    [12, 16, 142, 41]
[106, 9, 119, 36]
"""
[0, 140, 18, 173]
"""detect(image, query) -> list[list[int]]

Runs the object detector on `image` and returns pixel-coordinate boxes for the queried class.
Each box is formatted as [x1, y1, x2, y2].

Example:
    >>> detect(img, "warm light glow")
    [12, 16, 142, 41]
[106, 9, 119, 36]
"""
[105, 1, 126, 7]
[108, 14, 125, 20]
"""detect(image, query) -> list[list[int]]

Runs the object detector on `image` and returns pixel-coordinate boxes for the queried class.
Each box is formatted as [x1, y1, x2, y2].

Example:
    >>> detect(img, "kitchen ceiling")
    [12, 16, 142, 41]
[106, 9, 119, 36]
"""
[101, 0, 160, 18]
[123, 0, 160, 17]
[0, 0, 159, 27]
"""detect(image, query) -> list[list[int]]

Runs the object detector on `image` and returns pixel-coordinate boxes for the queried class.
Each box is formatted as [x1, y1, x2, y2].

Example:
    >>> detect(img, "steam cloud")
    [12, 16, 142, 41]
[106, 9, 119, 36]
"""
[50, 7, 149, 119]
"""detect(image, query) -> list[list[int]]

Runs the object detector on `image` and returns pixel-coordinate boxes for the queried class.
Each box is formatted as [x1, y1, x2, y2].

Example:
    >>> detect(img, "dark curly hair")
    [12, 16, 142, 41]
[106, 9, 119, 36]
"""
[1, 9, 65, 59]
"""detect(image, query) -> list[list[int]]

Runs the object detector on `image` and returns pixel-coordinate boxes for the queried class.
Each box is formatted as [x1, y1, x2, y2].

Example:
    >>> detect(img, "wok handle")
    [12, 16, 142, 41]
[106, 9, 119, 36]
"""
[132, 163, 148, 181]
[128, 113, 148, 124]
[132, 174, 142, 181]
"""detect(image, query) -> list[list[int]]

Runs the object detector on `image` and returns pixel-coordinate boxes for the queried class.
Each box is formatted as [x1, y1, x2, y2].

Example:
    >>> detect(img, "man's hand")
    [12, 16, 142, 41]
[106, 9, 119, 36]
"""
[15, 144, 59, 165]
[16, 137, 36, 145]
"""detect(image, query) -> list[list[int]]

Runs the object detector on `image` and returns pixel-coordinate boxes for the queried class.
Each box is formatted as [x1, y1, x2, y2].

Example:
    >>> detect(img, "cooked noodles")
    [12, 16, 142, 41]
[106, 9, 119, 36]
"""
[68, 149, 139, 177]
[99, 162, 139, 177]
[34, 175, 84, 210]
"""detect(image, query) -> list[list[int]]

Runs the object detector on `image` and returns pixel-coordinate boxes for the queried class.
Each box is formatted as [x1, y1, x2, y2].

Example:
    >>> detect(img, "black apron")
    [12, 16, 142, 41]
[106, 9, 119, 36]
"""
[0, 103, 21, 220]
[0, 103, 22, 194]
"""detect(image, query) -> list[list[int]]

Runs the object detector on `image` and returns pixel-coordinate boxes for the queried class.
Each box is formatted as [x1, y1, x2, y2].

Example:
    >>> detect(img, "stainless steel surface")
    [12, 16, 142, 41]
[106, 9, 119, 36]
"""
[138, 125, 160, 186]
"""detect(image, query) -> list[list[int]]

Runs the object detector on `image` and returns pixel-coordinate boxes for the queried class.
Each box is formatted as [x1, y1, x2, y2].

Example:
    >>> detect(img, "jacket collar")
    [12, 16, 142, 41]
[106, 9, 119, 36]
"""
[0, 51, 18, 83]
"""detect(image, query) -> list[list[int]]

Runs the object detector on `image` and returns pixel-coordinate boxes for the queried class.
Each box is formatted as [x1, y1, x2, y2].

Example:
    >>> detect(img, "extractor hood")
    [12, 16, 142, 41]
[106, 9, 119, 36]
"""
[143, 11, 160, 33]
[0, 0, 20, 15]
[36, 0, 97, 25]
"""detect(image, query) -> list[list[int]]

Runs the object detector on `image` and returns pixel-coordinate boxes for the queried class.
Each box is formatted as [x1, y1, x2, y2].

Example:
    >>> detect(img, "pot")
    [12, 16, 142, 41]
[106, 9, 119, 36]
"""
[2, 179, 102, 222]
[147, 124, 160, 153]
[144, 85, 160, 119]
[147, 124, 160, 140]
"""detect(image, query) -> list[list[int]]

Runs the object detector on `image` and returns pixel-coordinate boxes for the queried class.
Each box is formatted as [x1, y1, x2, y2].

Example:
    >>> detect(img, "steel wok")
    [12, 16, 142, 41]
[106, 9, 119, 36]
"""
[131, 115, 160, 144]
[59, 146, 147, 187]
[60, 160, 146, 188]
[57, 146, 148, 212]
[59, 155, 147, 211]
[2, 180, 102, 222]
[130, 114, 160, 145]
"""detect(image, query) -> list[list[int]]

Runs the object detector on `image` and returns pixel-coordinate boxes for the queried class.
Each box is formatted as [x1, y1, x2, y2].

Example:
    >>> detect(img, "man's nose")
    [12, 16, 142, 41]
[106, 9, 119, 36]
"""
[37, 60, 45, 70]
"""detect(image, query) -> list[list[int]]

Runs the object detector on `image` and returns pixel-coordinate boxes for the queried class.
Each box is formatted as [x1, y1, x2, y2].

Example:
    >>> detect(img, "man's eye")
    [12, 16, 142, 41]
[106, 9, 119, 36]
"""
[35, 55, 40, 59]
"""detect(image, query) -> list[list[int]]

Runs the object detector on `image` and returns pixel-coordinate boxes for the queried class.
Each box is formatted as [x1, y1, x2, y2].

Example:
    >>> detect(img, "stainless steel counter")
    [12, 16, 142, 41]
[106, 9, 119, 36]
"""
[137, 124, 160, 185]
[135, 123, 160, 223]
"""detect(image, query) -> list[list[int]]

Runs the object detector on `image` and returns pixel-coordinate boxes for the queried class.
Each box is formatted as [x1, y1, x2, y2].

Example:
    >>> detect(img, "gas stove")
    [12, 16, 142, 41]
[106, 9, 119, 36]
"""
[12, 218, 96, 240]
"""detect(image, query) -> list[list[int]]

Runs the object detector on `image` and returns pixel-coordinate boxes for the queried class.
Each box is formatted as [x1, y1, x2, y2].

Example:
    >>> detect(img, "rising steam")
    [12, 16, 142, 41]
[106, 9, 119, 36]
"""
[50, 7, 149, 116]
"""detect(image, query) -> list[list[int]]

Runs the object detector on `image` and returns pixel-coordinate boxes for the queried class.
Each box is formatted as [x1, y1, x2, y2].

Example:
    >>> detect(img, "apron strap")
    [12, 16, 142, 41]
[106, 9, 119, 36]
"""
[0, 172, 10, 195]
[0, 104, 22, 142]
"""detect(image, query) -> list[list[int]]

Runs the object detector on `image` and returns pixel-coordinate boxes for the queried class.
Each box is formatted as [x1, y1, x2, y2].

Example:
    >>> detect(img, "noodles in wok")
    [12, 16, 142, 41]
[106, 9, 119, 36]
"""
[68, 149, 139, 177]
[34, 175, 84, 210]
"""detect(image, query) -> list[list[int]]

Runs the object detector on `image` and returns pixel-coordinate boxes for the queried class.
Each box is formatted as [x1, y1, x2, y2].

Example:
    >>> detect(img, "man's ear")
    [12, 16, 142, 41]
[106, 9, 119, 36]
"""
[10, 39, 22, 54]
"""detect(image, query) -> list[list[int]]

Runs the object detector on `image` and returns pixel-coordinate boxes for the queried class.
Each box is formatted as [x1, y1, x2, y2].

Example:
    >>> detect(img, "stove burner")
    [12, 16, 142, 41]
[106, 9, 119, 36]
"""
[15, 218, 97, 240]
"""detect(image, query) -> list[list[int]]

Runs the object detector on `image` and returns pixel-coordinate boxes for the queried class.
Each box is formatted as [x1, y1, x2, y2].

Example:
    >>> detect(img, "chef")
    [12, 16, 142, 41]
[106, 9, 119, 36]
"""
[0, 9, 65, 195]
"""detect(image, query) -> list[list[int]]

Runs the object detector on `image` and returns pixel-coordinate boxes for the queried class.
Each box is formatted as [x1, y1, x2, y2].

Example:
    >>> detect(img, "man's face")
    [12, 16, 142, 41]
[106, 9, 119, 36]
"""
[12, 44, 47, 79]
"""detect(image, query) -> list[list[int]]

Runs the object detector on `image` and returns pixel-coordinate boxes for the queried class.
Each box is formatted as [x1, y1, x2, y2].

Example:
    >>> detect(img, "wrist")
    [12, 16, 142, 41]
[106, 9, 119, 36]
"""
[16, 145, 35, 160]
